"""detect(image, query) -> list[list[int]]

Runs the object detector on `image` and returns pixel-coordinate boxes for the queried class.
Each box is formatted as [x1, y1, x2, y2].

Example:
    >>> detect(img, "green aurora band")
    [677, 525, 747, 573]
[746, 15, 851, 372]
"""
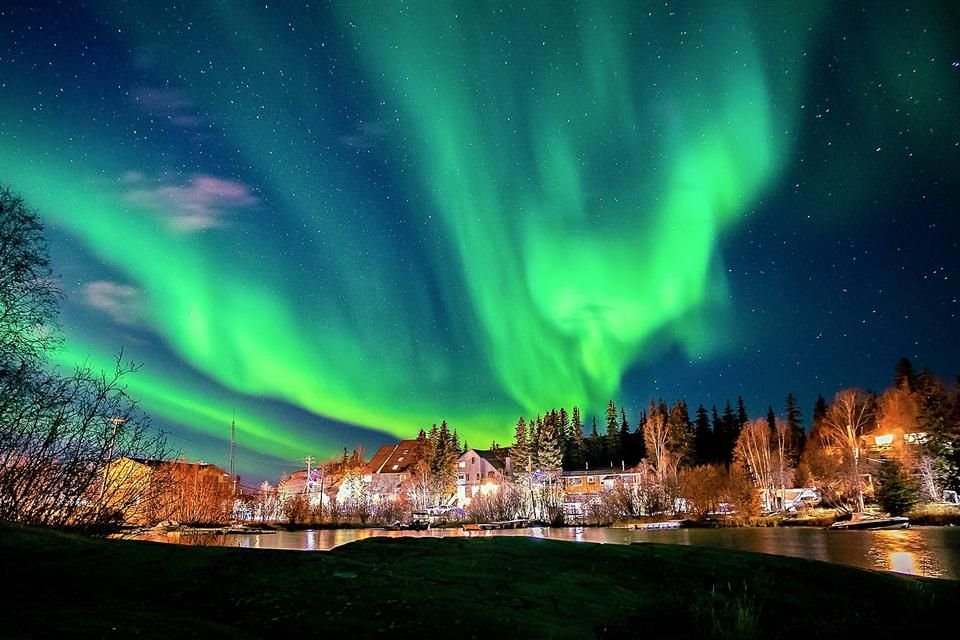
[16, 0, 934, 472]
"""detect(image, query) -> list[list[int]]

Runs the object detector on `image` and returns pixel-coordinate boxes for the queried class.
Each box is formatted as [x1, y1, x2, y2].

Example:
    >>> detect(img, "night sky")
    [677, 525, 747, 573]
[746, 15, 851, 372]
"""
[1, 1, 958, 482]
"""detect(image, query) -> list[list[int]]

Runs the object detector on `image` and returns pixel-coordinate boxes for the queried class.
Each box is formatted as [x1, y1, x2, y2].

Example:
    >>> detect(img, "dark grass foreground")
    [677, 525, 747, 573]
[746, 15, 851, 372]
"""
[1, 523, 957, 639]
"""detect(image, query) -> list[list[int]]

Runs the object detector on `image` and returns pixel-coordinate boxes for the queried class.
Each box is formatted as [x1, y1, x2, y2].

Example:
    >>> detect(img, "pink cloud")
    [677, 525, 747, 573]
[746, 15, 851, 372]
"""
[126, 174, 257, 232]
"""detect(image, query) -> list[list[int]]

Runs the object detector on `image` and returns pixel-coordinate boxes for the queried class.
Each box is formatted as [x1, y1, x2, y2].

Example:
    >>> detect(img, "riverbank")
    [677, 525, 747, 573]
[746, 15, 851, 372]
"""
[2, 522, 958, 638]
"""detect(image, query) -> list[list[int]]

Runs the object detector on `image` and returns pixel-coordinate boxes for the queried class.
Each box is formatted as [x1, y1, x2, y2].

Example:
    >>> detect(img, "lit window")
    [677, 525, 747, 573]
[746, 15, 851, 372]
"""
[392, 464, 399, 471]
[458, 461, 465, 468]
[397, 456, 404, 462]
[875, 434, 894, 447]
[587, 476, 596, 484]
[403, 449, 409, 454]
[905, 432, 928, 444]
[567, 477, 583, 487]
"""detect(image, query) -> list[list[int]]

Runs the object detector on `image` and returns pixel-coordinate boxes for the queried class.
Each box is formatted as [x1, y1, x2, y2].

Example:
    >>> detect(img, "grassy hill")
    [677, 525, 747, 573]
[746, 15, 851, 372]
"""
[1, 522, 956, 639]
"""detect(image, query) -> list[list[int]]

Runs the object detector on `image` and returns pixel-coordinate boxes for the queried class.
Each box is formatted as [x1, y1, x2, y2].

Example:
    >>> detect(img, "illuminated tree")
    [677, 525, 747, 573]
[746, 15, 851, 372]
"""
[643, 405, 672, 484]
[537, 413, 563, 475]
[408, 428, 435, 510]
[820, 389, 874, 512]
[735, 418, 774, 511]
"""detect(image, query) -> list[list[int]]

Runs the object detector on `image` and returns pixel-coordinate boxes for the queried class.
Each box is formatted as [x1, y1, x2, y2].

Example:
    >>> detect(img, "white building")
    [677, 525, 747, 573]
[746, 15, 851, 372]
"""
[456, 447, 512, 505]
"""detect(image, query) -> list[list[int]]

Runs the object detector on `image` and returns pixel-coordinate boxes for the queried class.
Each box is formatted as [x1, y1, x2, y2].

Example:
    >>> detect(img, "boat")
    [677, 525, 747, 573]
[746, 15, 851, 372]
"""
[829, 512, 910, 530]
[384, 519, 430, 531]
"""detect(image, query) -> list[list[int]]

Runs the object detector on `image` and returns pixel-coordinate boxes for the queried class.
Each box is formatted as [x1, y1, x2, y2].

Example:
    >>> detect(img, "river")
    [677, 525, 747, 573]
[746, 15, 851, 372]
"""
[141, 525, 960, 579]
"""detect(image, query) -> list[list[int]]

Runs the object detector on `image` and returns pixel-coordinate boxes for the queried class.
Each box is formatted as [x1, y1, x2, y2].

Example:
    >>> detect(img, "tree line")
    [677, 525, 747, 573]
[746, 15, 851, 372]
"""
[508, 358, 959, 518]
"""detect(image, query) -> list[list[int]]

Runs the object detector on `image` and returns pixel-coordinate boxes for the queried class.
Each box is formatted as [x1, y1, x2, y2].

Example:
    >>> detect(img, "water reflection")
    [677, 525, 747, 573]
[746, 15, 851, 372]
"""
[865, 529, 944, 578]
[133, 526, 960, 579]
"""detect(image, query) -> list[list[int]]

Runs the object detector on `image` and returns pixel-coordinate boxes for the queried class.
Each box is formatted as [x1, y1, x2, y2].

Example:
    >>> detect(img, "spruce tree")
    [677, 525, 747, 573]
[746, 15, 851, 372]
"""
[785, 393, 804, 465]
[558, 407, 570, 448]
[530, 417, 542, 470]
[711, 406, 722, 463]
[893, 357, 917, 391]
[605, 400, 620, 465]
[737, 396, 750, 429]
[512, 417, 530, 475]
[566, 406, 586, 470]
[694, 404, 712, 466]
[812, 394, 828, 424]
[634, 408, 647, 461]
[876, 458, 920, 516]
[720, 401, 738, 466]
[666, 400, 694, 467]
[619, 407, 632, 466]
[588, 416, 601, 468]
[537, 414, 563, 474]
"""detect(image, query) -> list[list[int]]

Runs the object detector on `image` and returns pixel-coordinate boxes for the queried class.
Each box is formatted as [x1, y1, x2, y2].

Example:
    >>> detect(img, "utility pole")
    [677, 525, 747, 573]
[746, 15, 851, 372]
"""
[304, 455, 316, 499]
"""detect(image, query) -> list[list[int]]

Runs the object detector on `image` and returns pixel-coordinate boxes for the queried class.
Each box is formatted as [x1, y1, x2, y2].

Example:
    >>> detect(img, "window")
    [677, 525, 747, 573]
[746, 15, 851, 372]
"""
[402, 449, 409, 454]
[586, 476, 596, 484]
[471, 456, 476, 464]
[397, 456, 404, 462]
[875, 434, 894, 447]
[458, 461, 466, 468]
[905, 432, 928, 444]
[458, 473, 466, 482]
[391, 464, 399, 471]
[567, 477, 583, 487]
[476, 473, 481, 480]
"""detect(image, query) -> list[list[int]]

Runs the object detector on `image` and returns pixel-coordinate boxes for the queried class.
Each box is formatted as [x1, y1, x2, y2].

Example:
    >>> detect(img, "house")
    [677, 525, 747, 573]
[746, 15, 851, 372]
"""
[361, 439, 423, 500]
[562, 468, 641, 496]
[767, 487, 821, 512]
[456, 447, 512, 505]
[860, 426, 928, 460]
[104, 457, 235, 526]
[278, 467, 333, 507]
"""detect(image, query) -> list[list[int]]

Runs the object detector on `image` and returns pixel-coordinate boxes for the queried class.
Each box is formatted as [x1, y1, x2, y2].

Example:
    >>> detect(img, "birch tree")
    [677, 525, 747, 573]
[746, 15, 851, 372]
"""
[821, 389, 873, 512]
[735, 419, 774, 511]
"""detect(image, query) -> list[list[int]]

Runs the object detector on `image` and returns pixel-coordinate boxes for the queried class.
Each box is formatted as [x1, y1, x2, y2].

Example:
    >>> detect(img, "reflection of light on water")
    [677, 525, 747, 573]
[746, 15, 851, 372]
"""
[890, 552, 916, 575]
[866, 530, 943, 578]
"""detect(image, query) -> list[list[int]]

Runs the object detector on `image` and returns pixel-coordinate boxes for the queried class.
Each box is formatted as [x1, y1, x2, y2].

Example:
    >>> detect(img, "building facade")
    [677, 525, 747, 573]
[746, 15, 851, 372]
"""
[456, 448, 512, 505]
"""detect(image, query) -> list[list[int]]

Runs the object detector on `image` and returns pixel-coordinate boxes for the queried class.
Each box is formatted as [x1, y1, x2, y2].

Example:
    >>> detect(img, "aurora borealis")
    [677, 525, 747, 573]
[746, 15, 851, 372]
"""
[1, 1, 958, 481]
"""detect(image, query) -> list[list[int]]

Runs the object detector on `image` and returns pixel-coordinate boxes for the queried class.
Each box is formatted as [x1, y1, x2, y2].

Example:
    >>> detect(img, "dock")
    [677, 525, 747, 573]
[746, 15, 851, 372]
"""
[635, 519, 690, 530]
[463, 519, 529, 531]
